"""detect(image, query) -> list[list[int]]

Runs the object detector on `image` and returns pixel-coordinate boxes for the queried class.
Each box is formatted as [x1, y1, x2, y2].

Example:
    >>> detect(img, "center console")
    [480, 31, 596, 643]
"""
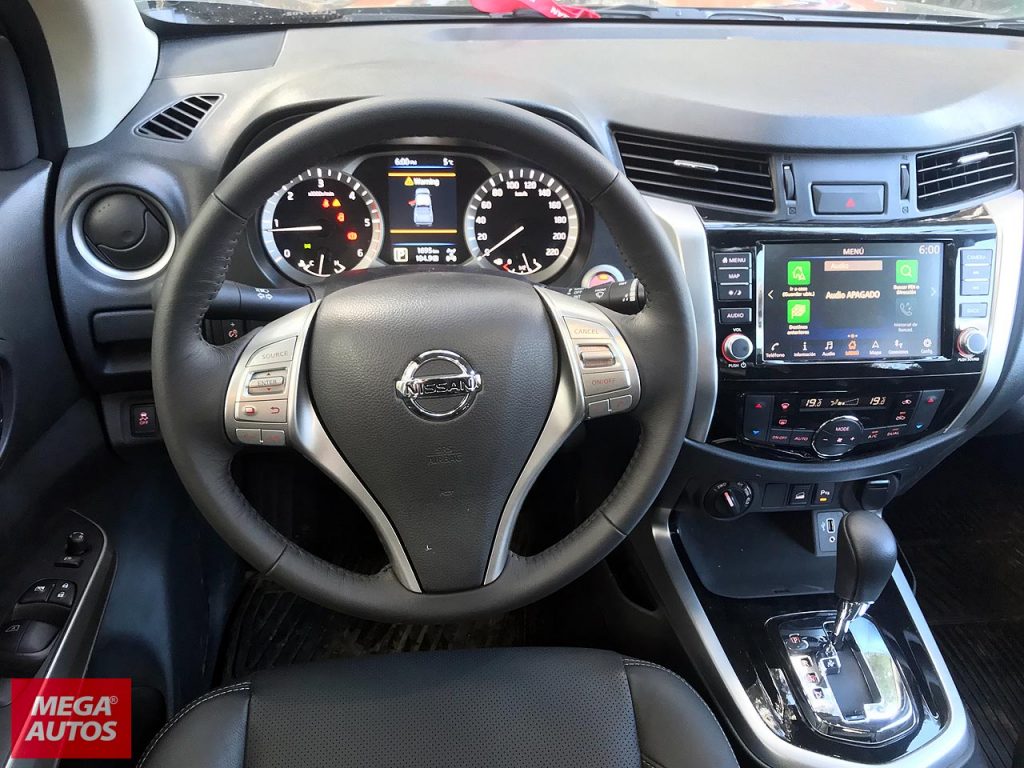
[707, 221, 996, 461]
[635, 188, 1024, 768]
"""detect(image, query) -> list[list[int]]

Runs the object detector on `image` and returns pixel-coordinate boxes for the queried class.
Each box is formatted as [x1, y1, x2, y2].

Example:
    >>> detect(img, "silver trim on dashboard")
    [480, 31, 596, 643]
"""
[946, 190, 1023, 432]
[640, 507, 973, 768]
[643, 196, 717, 441]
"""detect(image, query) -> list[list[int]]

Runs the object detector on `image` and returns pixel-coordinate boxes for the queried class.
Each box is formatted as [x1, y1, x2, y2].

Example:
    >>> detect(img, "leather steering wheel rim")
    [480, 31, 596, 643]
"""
[152, 97, 696, 623]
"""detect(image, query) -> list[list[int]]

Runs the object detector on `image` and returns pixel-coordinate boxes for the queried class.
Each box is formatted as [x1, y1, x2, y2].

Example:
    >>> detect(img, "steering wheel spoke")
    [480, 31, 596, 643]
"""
[223, 301, 422, 592]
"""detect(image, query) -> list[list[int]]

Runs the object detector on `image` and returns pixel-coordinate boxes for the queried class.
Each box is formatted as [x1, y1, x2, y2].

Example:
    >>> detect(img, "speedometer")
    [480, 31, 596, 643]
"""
[260, 167, 383, 284]
[464, 168, 579, 282]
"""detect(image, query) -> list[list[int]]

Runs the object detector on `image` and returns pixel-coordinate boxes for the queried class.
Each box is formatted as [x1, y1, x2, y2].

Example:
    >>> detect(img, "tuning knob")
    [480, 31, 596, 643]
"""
[721, 333, 753, 363]
[957, 328, 988, 357]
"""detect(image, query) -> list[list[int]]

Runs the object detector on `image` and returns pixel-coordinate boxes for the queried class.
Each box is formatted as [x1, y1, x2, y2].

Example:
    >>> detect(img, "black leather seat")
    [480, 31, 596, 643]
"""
[139, 648, 738, 768]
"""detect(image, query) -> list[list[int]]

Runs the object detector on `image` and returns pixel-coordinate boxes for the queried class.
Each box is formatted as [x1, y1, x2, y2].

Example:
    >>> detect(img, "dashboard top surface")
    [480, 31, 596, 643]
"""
[151, 22, 1024, 152]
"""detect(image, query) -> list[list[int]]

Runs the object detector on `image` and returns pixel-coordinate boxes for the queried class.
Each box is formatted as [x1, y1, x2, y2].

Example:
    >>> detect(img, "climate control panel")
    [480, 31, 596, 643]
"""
[742, 390, 945, 458]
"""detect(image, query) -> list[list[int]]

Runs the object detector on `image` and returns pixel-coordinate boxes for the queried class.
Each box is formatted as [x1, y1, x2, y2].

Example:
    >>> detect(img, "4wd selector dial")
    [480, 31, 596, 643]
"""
[722, 333, 753, 363]
[812, 415, 864, 458]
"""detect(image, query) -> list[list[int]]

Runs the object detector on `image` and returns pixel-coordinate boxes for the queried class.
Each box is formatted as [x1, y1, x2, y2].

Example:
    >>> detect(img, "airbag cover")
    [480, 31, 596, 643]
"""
[308, 271, 557, 592]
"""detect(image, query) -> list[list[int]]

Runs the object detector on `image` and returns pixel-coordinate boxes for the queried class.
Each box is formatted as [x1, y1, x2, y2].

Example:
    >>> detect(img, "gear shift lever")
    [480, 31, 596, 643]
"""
[832, 511, 898, 648]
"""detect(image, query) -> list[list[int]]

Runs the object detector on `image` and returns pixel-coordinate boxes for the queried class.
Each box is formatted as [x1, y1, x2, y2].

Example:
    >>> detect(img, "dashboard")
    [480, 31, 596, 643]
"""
[252, 147, 589, 285]
[43, 20, 1024, 495]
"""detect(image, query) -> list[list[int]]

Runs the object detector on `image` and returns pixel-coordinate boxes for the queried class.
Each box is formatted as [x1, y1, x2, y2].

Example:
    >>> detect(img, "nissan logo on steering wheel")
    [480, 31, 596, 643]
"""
[395, 350, 482, 420]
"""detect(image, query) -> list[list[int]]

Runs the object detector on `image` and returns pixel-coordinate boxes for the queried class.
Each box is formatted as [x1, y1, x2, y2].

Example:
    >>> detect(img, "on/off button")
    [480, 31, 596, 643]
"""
[582, 369, 629, 396]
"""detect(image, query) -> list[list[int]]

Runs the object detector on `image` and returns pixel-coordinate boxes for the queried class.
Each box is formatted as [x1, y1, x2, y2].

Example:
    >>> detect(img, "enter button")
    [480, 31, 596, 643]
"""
[811, 184, 885, 215]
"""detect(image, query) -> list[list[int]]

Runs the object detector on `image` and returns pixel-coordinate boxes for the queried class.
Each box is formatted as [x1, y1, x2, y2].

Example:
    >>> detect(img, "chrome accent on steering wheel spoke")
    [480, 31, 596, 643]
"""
[224, 302, 422, 592]
[483, 287, 641, 584]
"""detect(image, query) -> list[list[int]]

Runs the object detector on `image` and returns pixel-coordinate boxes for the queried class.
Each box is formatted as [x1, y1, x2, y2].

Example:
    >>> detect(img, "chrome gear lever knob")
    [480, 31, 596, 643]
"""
[832, 511, 898, 648]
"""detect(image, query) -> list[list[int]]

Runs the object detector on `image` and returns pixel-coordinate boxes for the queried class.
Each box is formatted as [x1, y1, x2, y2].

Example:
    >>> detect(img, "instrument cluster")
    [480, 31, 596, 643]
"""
[256, 149, 586, 286]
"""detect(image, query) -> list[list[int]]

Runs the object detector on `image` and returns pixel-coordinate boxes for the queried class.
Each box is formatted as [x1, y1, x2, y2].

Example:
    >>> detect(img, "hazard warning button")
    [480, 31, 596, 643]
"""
[811, 184, 885, 215]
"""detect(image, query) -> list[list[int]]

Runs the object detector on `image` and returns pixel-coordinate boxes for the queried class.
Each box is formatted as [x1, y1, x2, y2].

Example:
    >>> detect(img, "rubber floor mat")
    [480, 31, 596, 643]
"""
[887, 437, 1024, 768]
[217, 575, 558, 683]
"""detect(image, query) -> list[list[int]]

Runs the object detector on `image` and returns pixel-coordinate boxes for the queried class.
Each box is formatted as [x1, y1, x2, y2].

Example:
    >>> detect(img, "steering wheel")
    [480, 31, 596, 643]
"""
[152, 98, 696, 623]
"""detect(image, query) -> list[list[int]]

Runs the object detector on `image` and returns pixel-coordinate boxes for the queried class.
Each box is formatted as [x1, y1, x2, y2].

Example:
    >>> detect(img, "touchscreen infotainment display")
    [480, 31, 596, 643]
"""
[760, 242, 944, 363]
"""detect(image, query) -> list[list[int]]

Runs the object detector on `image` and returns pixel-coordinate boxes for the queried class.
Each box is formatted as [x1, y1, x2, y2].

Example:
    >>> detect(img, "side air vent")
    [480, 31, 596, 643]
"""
[614, 129, 775, 213]
[916, 132, 1017, 210]
[135, 94, 222, 142]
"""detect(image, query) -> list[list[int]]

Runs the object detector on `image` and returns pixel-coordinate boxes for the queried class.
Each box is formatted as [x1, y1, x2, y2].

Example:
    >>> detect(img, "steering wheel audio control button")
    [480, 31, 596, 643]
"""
[246, 369, 288, 396]
[246, 337, 296, 368]
[235, 399, 288, 423]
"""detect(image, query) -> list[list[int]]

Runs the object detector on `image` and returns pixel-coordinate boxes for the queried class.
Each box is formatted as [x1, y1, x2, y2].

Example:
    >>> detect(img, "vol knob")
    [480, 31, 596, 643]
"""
[957, 328, 988, 357]
[722, 333, 753, 363]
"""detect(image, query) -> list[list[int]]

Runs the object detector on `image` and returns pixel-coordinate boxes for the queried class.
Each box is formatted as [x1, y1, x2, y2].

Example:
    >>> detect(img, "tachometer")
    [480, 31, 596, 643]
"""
[464, 168, 579, 282]
[260, 167, 383, 284]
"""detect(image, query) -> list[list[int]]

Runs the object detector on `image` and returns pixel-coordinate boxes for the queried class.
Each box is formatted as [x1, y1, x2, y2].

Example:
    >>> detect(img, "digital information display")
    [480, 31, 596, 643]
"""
[760, 242, 944, 363]
[382, 155, 462, 266]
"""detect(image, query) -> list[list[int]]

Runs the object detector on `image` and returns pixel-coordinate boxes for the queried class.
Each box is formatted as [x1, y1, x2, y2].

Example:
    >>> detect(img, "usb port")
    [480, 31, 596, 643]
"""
[826, 517, 836, 534]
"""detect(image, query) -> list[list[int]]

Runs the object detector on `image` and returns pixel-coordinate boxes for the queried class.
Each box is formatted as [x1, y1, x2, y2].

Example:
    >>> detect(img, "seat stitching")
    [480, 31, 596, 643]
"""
[137, 683, 251, 768]
[641, 753, 667, 768]
[623, 660, 738, 765]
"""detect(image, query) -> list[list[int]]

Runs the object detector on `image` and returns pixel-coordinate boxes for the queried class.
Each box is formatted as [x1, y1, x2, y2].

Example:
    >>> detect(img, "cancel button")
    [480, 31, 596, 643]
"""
[583, 369, 629, 396]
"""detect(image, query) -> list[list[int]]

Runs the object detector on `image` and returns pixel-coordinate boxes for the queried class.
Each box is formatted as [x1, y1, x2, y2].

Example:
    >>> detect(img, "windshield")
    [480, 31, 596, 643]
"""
[136, 0, 1024, 24]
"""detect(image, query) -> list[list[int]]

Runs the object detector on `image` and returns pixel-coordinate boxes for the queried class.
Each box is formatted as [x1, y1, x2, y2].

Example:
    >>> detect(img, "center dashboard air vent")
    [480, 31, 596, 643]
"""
[614, 129, 776, 214]
[135, 94, 222, 142]
[916, 132, 1017, 210]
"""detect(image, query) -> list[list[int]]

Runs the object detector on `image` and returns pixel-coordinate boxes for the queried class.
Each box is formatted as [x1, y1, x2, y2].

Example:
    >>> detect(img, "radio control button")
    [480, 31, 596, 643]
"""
[722, 333, 754, 363]
[960, 279, 990, 296]
[718, 283, 752, 302]
[957, 328, 988, 356]
[812, 416, 864, 458]
[959, 302, 989, 319]
[719, 307, 752, 325]
[715, 251, 752, 268]
[717, 266, 750, 284]
[961, 264, 992, 281]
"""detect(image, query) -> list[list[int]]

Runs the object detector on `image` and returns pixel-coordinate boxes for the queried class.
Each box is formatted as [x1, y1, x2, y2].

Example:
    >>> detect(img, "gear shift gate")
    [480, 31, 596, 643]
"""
[773, 613, 917, 744]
